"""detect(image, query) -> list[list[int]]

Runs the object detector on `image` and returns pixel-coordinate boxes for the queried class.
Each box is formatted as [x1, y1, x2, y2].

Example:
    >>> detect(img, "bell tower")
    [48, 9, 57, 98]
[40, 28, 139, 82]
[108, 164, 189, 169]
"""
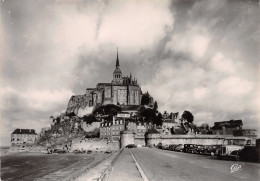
[112, 48, 123, 84]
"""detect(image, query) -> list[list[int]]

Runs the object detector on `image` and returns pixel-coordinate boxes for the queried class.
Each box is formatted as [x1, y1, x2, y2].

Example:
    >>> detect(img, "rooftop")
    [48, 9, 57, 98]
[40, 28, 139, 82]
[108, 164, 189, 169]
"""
[12, 129, 37, 135]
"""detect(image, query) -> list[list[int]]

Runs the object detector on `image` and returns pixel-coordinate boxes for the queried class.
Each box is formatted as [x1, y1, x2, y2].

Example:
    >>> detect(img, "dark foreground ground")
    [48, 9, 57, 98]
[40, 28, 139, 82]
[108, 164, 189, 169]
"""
[0, 152, 106, 181]
[108, 148, 260, 181]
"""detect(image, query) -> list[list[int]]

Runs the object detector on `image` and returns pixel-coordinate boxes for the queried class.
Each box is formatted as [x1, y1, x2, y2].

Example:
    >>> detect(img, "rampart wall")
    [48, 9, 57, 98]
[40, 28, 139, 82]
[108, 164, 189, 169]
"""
[146, 135, 244, 146]
[71, 138, 119, 151]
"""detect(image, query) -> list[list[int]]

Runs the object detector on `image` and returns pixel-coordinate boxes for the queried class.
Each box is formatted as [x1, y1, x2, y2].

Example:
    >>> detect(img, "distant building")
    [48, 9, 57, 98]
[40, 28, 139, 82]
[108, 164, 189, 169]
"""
[212, 120, 243, 135]
[162, 111, 179, 122]
[66, 50, 145, 115]
[127, 121, 137, 133]
[161, 111, 179, 135]
[198, 123, 211, 134]
[100, 118, 125, 142]
[11, 129, 37, 145]
[136, 122, 147, 137]
[10, 129, 38, 152]
[233, 129, 257, 138]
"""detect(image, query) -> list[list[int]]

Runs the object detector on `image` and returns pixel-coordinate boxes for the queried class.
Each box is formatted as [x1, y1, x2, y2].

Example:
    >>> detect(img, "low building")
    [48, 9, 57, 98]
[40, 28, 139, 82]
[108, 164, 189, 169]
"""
[100, 118, 125, 142]
[212, 120, 243, 135]
[233, 129, 257, 138]
[162, 111, 179, 122]
[161, 111, 179, 135]
[127, 121, 137, 133]
[136, 122, 147, 137]
[10, 129, 38, 152]
[198, 123, 212, 134]
[11, 129, 37, 145]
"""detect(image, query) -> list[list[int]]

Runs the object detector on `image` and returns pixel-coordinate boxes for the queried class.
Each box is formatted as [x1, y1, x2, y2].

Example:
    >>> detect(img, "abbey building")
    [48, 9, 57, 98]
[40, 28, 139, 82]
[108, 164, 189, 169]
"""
[66, 50, 142, 114]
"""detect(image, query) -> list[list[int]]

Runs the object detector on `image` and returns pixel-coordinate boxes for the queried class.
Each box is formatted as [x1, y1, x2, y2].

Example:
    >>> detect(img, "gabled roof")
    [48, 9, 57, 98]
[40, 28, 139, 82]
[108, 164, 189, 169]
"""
[12, 129, 37, 135]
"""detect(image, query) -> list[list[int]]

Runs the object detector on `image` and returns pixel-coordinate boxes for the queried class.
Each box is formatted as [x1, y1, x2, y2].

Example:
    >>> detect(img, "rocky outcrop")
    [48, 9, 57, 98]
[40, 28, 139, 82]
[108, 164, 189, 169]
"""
[37, 115, 87, 148]
[66, 95, 88, 115]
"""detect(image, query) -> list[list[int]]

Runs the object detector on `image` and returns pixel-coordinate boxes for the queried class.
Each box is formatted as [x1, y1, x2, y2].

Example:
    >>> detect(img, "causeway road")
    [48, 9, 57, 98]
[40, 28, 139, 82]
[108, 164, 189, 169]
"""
[107, 147, 260, 181]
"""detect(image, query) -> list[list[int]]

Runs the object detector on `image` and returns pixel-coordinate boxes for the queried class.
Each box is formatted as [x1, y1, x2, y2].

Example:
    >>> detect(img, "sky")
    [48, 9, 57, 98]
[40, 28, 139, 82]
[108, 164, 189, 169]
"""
[1, 0, 260, 146]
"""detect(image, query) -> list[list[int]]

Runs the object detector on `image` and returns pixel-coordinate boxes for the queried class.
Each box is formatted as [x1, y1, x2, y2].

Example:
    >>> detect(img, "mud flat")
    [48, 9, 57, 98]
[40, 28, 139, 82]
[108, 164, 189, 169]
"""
[0, 151, 110, 181]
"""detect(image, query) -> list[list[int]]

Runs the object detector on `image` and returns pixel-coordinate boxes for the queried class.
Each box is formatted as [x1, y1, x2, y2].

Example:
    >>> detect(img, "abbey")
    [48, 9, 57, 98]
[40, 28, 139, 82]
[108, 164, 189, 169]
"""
[66, 50, 142, 114]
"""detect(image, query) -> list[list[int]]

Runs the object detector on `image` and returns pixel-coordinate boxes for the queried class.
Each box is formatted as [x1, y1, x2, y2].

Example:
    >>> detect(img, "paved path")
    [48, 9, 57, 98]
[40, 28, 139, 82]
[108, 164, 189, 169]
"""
[107, 148, 260, 181]
[107, 149, 143, 181]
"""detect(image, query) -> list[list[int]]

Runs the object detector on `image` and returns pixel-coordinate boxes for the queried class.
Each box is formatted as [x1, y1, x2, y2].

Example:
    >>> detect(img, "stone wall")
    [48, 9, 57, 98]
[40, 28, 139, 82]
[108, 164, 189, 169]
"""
[128, 85, 141, 105]
[71, 138, 119, 151]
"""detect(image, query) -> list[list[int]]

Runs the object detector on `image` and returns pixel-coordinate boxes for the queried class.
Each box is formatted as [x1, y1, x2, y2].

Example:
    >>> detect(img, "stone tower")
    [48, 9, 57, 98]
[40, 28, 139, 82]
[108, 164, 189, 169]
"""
[120, 130, 135, 148]
[112, 48, 123, 84]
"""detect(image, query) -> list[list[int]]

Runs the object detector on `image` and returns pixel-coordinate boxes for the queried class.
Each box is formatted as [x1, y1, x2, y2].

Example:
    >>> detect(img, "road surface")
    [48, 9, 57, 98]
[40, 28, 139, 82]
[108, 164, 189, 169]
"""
[108, 148, 260, 181]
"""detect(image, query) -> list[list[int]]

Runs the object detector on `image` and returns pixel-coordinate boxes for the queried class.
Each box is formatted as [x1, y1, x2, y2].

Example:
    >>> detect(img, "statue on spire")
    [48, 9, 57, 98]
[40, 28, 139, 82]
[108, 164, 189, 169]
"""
[116, 47, 119, 67]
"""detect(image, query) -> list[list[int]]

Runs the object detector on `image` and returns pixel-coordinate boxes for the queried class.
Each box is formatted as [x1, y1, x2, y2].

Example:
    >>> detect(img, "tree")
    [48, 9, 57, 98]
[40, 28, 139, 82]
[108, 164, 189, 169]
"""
[181, 110, 194, 123]
[83, 114, 97, 124]
[153, 101, 158, 111]
[155, 112, 162, 126]
[93, 104, 121, 115]
[140, 108, 156, 122]
[141, 93, 150, 105]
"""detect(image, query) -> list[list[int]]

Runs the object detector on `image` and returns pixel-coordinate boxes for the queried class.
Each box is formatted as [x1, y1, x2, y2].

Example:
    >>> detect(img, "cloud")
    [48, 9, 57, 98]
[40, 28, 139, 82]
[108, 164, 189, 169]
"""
[194, 112, 213, 125]
[217, 76, 253, 97]
[165, 27, 210, 61]
[98, 0, 173, 53]
[1, 87, 73, 112]
[24, 89, 73, 112]
[191, 35, 209, 58]
[193, 87, 208, 100]
[210, 52, 235, 74]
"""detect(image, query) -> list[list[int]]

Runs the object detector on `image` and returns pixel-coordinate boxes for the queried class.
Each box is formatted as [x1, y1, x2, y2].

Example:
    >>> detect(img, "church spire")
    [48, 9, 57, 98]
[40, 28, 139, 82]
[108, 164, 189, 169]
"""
[116, 47, 119, 67]
[112, 47, 122, 84]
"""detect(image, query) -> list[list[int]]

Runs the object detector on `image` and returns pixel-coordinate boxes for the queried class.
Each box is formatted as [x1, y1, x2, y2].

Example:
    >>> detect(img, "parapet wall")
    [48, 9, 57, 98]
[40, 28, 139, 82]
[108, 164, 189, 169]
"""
[71, 138, 119, 151]
[146, 135, 247, 146]
[160, 137, 224, 146]
[10, 145, 45, 152]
